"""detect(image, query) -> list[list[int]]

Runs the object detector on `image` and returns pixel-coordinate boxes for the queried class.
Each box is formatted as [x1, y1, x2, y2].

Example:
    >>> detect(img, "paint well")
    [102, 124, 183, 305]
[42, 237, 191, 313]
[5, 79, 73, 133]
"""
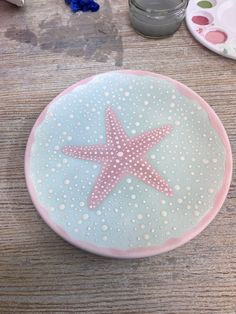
[205, 30, 228, 44]
[192, 15, 209, 25]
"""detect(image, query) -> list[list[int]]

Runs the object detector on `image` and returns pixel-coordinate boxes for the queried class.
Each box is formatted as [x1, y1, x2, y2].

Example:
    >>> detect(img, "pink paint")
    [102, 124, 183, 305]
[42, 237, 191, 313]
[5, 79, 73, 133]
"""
[63, 107, 173, 209]
[205, 30, 228, 44]
[192, 15, 209, 25]
[25, 70, 233, 259]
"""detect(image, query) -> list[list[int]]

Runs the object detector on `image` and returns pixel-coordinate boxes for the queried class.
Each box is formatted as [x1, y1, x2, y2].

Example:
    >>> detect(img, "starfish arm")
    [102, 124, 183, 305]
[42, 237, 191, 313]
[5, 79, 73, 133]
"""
[63, 145, 110, 162]
[105, 107, 128, 145]
[129, 159, 173, 196]
[132, 125, 172, 152]
[88, 162, 123, 209]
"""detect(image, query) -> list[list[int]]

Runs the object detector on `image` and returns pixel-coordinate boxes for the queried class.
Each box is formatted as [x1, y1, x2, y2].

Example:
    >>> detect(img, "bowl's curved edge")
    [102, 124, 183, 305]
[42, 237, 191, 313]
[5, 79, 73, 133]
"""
[24, 70, 233, 259]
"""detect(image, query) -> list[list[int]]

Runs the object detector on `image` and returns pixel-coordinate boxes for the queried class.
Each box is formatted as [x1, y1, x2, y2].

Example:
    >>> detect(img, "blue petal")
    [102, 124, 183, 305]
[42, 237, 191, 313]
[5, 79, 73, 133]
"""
[70, 2, 81, 12]
[79, 0, 93, 5]
[89, 1, 100, 12]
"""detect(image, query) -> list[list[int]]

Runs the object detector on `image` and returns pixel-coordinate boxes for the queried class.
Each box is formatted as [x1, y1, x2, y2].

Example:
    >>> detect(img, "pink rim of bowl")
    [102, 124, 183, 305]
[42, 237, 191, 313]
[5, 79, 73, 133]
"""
[25, 70, 233, 259]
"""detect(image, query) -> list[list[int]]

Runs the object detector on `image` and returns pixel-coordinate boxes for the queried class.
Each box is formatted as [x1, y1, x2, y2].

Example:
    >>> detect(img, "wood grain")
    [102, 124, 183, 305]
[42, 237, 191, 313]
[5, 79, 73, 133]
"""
[0, 0, 235, 313]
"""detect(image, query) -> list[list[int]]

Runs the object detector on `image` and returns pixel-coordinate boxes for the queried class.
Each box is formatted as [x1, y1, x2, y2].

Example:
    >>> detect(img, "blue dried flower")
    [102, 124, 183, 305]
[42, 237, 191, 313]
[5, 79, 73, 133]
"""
[70, 1, 81, 12]
[89, 1, 99, 12]
[80, 0, 93, 5]
[81, 4, 90, 12]
[65, 0, 100, 13]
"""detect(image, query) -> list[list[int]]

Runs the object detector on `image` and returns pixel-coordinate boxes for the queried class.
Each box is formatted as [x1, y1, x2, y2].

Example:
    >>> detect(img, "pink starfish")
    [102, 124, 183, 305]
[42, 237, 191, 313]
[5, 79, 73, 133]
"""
[63, 107, 173, 209]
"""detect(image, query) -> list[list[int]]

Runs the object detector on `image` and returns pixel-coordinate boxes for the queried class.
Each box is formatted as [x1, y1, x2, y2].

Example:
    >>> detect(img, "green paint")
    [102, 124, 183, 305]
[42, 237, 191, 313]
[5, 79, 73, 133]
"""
[197, 1, 213, 8]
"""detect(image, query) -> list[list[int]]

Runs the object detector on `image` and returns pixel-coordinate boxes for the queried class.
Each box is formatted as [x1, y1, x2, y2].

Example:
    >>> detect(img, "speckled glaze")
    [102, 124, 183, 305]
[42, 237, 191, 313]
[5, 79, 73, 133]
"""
[186, 0, 236, 60]
[25, 71, 232, 258]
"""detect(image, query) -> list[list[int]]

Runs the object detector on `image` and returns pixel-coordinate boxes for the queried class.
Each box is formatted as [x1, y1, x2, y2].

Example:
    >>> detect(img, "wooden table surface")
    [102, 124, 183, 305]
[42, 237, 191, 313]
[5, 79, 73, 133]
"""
[0, 0, 235, 313]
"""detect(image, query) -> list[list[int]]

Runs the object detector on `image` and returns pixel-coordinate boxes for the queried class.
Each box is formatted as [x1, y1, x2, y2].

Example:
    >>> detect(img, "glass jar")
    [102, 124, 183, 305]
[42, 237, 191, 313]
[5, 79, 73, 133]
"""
[129, 0, 188, 38]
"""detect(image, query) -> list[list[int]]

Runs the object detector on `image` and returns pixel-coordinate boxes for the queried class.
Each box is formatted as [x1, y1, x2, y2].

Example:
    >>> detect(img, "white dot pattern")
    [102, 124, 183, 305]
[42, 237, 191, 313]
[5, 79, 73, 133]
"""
[29, 72, 226, 251]
[63, 107, 172, 208]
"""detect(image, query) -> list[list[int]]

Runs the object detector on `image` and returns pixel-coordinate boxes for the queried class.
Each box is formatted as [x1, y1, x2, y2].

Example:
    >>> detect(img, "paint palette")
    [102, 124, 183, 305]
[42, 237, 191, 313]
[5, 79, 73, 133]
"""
[186, 0, 236, 60]
[25, 71, 232, 258]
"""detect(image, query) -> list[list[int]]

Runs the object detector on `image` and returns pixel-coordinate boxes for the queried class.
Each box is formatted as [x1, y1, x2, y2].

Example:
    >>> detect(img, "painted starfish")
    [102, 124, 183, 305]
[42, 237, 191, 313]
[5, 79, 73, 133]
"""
[63, 107, 173, 209]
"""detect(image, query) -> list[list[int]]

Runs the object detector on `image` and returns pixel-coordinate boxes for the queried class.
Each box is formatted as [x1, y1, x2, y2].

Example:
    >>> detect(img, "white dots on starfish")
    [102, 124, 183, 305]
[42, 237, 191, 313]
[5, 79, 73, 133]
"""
[117, 151, 124, 157]
[69, 114, 74, 119]
[59, 204, 65, 210]
[64, 179, 70, 185]
[124, 91, 130, 97]
[208, 188, 214, 194]
[177, 198, 183, 204]
[212, 158, 217, 163]
[202, 159, 209, 164]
